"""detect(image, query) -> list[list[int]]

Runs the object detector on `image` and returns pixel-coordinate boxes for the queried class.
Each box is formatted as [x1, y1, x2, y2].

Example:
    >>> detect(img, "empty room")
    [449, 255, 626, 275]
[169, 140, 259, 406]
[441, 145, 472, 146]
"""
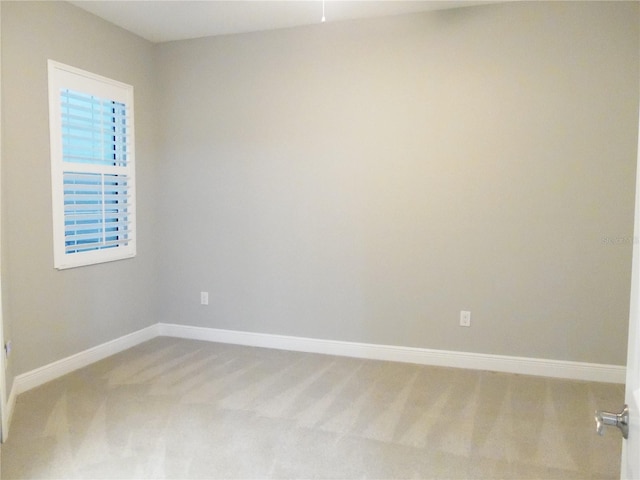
[1, 0, 639, 478]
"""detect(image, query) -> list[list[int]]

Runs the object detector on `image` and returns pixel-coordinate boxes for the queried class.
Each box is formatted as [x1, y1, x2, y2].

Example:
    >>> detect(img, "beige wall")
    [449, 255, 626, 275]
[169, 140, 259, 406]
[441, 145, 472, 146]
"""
[1, 1, 160, 385]
[156, 1, 639, 365]
[0, 0, 638, 389]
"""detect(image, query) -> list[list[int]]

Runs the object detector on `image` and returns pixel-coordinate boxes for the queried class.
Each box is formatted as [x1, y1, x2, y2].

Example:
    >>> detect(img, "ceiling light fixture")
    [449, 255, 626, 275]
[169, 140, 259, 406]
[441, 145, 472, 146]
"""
[321, 0, 326, 23]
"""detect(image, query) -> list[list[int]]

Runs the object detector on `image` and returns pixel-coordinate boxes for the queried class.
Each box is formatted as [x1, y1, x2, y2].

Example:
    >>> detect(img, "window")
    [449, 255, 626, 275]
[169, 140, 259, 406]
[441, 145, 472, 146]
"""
[48, 61, 136, 269]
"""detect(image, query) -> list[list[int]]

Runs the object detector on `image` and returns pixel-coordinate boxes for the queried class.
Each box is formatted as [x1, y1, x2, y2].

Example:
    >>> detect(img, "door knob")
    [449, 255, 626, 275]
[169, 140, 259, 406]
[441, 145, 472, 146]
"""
[595, 405, 629, 439]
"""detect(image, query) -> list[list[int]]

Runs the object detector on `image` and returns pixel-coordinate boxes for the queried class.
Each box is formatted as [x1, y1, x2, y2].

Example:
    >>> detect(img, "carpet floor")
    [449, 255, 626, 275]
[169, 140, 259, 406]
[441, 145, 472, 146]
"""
[1, 336, 624, 479]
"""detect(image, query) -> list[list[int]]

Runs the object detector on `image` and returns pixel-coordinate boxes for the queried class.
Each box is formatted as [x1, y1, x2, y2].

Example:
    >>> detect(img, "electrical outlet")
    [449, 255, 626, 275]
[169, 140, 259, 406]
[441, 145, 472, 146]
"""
[200, 292, 209, 305]
[460, 310, 471, 327]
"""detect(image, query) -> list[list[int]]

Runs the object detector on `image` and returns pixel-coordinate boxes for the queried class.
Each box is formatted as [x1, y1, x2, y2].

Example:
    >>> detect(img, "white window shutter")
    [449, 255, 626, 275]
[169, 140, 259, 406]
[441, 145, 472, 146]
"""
[48, 61, 136, 269]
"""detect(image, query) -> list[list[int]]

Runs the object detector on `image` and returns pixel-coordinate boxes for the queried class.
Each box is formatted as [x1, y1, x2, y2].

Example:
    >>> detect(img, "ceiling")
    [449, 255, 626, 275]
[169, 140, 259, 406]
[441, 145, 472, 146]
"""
[69, 1, 494, 43]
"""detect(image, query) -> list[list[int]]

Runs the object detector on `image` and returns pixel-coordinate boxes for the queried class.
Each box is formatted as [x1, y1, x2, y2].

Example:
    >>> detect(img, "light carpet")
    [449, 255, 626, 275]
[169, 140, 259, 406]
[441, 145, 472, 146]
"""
[1, 336, 624, 479]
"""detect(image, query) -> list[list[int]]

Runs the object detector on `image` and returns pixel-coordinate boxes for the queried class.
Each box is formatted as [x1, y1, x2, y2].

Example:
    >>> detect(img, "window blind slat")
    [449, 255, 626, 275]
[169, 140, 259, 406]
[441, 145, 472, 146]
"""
[65, 228, 132, 242]
[64, 205, 128, 213]
[64, 212, 130, 221]
[65, 220, 132, 232]
[62, 112, 129, 126]
[63, 156, 128, 167]
[63, 190, 131, 198]
[65, 238, 131, 254]
[65, 226, 132, 236]
[65, 224, 132, 236]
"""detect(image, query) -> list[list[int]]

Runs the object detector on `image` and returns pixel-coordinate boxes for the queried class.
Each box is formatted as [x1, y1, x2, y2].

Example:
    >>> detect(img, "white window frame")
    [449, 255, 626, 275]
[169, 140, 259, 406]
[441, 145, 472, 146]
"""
[48, 60, 136, 269]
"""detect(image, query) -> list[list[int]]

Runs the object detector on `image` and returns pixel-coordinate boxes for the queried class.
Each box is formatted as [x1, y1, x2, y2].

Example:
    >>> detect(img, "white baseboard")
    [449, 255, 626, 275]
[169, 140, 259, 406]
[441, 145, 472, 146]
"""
[3, 321, 625, 438]
[158, 323, 626, 384]
[10, 324, 159, 399]
[3, 383, 16, 442]
[4, 325, 158, 441]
